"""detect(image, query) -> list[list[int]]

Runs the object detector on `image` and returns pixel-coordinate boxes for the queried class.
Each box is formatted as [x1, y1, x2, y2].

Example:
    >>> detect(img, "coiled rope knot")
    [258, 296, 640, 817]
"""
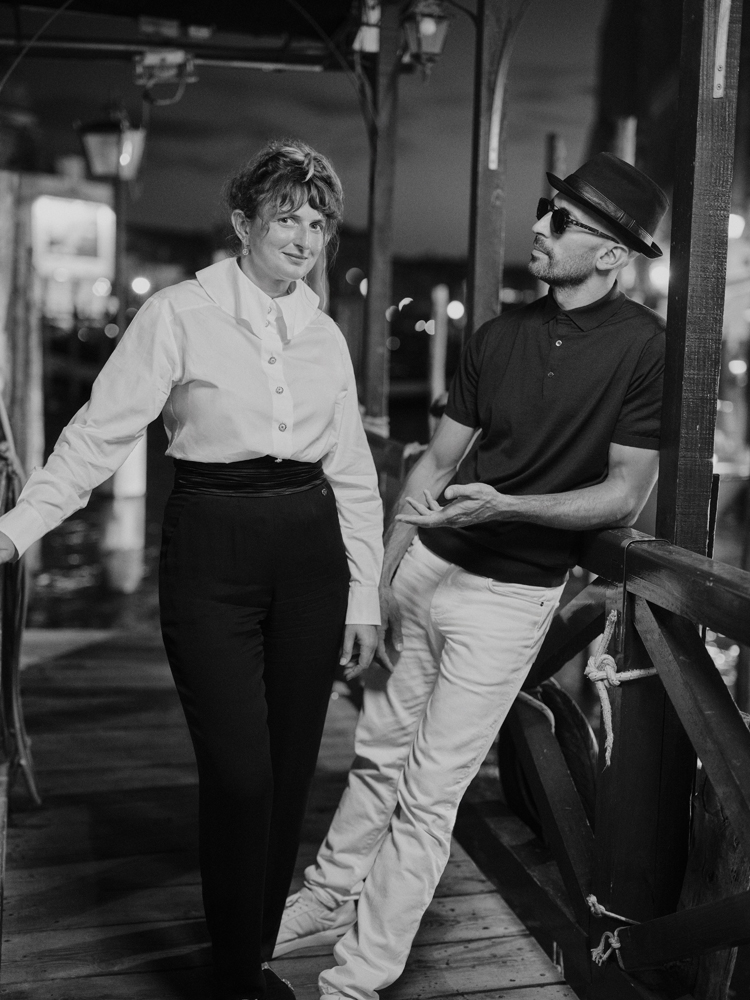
[585, 610, 658, 767]
[587, 894, 638, 968]
[591, 929, 622, 967]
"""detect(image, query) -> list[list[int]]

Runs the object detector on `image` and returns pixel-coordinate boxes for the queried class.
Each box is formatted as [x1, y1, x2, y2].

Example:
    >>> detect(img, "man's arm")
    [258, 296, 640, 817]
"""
[373, 415, 477, 672]
[397, 442, 658, 532]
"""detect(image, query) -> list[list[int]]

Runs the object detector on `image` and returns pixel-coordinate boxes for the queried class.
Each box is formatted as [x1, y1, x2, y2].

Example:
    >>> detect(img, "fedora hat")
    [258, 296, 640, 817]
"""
[547, 152, 669, 259]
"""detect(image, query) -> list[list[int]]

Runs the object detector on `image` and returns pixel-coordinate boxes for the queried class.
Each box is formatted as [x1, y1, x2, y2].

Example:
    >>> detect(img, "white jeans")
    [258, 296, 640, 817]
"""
[312, 537, 564, 1000]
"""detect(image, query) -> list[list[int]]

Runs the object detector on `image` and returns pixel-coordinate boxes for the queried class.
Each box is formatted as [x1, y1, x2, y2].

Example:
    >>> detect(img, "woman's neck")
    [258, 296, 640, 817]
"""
[237, 255, 293, 298]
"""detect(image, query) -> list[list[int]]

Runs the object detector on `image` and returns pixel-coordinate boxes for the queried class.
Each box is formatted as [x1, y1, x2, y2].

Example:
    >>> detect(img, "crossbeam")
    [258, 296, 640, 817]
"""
[617, 887, 750, 970]
[633, 598, 750, 862]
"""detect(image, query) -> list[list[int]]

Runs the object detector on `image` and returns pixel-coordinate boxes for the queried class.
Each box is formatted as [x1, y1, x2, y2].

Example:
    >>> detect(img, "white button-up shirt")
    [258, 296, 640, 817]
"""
[0, 256, 383, 624]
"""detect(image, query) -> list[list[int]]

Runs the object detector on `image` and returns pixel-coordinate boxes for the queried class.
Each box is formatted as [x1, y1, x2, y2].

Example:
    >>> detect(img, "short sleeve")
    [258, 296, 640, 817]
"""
[611, 331, 665, 448]
[444, 321, 493, 429]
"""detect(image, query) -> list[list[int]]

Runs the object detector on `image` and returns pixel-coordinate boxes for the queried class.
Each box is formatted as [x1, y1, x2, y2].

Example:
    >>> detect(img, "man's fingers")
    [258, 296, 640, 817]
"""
[423, 490, 442, 511]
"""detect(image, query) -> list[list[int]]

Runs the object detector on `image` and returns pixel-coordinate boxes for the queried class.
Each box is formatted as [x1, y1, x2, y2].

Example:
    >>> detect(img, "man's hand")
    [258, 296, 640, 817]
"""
[0, 531, 18, 565]
[396, 484, 514, 529]
[340, 624, 378, 681]
[375, 580, 404, 673]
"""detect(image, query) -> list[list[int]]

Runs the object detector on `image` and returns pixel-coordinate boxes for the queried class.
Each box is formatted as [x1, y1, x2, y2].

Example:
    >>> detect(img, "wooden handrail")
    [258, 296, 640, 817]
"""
[581, 527, 750, 646]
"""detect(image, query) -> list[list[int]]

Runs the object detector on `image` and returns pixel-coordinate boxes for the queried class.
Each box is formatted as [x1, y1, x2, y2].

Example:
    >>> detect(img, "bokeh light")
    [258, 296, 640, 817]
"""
[131, 276, 151, 295]
[447, 300, 464, 320]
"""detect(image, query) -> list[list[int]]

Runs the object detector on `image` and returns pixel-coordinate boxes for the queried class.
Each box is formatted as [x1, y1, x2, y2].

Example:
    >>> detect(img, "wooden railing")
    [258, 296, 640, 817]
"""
[514, 527, 750, 998]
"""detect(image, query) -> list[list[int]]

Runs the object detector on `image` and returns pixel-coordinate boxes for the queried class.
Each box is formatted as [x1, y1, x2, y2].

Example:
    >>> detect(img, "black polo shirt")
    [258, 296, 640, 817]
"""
[419, 285, 665, 586]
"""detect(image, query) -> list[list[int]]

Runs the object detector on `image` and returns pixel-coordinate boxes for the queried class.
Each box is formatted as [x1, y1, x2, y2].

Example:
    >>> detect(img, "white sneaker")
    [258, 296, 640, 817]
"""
[273, 887, 356, 957]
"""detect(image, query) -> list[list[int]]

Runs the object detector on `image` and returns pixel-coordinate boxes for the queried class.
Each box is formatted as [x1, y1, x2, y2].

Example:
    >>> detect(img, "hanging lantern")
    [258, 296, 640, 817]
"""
[77, 109, 146, 181]
[402, 0, 451, 73]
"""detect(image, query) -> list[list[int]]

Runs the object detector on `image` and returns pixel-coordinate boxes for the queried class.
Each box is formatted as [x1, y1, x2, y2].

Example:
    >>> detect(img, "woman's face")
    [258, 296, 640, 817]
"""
[234, 201, 327, 296]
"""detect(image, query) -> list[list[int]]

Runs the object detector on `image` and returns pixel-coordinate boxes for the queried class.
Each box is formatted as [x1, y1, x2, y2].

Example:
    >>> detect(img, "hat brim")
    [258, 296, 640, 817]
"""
[547, 172, 663, 259]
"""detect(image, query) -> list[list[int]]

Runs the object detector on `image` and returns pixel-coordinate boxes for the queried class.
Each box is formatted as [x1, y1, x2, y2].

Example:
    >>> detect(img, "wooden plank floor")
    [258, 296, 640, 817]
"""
[1, 630, 576, 1000]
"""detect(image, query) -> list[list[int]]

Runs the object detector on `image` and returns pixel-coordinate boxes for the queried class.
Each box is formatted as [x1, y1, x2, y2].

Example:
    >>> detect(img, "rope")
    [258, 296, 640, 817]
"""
[587, 894, 638, 968]
[591, 928, 625, 968]
[586, 894, 638, 924]
[584, 609, 657, 767]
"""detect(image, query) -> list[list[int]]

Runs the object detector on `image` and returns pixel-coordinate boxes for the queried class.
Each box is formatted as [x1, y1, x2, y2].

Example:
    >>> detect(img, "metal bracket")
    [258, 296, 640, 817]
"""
[713, 0, 732, 99]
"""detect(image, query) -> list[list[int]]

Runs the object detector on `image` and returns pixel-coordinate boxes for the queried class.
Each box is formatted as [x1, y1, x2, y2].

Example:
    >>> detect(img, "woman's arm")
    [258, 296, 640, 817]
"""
[0, 294, 181, 561]
[321, 338, 384, 675]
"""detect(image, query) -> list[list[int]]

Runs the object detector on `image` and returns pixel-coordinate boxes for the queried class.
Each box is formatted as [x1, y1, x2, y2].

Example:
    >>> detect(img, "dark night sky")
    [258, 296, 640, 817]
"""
[6, 0, 606, 265]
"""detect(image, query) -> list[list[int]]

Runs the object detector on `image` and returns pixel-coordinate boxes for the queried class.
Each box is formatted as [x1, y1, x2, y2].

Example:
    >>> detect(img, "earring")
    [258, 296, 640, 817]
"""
[241, 244, 250, 256]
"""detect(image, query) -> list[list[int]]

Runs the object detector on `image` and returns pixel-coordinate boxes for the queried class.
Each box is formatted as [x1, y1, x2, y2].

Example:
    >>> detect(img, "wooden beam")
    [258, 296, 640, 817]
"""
[655, 0, 744, 553]
[454, 798, 592, 994]
[362, 0, 402, 432]
[617, 887, 750, 971]
[508, 699, 595, 926]
[465, 0, 530, 341]
[633, 598, 750, 862]
[581, 528, 750, 646]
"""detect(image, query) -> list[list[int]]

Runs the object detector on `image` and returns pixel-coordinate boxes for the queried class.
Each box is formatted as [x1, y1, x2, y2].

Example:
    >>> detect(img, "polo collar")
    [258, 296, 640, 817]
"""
[195, 255, 321, 339]
[541, 282, 624, 331]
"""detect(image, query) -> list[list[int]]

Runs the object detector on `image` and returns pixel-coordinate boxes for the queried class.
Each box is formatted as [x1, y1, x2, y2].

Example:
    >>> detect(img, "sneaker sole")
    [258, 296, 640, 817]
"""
[272, 924, 354, 958]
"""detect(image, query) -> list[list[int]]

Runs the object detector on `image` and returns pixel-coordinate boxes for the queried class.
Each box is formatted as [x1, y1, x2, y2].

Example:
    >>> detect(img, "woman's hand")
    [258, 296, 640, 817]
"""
[340, 624, 378, 681]
[375, 581, 403, 673]
[0, 531, 18, 565]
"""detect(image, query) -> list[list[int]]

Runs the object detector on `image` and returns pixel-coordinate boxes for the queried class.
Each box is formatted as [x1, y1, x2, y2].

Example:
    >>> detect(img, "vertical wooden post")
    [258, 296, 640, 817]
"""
[655, 0, 744, 555]
[465, 0, 530, 343]
[362, 0, 402, 436]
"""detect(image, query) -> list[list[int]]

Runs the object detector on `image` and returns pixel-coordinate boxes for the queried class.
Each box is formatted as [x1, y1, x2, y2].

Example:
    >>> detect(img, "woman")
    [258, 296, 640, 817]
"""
[0, 140, 383, 999]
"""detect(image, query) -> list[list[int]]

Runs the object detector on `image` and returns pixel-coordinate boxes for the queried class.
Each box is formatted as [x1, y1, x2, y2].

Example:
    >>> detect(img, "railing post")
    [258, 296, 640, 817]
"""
[655, 0, 744, 555]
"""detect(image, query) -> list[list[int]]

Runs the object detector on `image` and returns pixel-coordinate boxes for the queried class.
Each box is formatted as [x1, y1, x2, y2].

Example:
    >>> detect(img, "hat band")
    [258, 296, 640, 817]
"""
[565, 175, 655, 248]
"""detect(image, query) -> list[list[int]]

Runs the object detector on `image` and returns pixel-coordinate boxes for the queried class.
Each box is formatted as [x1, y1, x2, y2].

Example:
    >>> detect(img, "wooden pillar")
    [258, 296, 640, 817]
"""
[362, 0, 402, 436]
[465, 0, 530, 343]
[655, 0, 744, 555]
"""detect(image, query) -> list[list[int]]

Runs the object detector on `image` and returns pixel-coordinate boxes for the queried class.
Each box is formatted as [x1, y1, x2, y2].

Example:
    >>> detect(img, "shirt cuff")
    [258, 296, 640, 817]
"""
[345, 584, 381, 625]
[0, 503, 48, 557]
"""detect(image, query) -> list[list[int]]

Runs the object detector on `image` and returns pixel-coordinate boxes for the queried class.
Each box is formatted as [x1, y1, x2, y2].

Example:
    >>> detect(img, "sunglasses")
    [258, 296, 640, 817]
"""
[536, 197, 619, 242]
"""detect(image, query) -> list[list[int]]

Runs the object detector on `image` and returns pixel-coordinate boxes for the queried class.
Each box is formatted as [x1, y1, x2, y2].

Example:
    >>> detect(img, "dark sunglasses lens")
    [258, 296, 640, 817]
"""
[550, 208, 569, 235]
[536, 198, 551, 221]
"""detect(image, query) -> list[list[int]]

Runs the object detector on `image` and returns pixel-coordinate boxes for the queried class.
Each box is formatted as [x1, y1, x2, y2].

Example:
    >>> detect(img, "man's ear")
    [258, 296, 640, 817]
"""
[596, 242, 631, 273]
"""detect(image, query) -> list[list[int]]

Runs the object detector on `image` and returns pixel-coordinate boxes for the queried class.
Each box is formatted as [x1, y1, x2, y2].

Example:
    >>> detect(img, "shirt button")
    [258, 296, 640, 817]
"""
[265, 320, 270, 327]
[268, 306, 273, 314]
[279, 423, 287, 431]
[547, 371, 554, 377]
[276, 386, 284, 394]
[555, 340, 563, 347]
[268, 356, 276, 364]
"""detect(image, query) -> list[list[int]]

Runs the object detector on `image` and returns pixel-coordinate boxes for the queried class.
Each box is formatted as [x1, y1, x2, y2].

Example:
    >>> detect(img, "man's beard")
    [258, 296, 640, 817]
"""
[528, 238, 596, 288]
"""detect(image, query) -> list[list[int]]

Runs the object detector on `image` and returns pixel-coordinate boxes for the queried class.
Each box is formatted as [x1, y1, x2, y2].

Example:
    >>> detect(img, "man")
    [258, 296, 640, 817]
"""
[275, 152, 669, 1000]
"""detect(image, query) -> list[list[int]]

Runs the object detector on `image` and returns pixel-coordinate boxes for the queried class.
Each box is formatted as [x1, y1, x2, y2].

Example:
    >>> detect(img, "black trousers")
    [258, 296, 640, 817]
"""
[159, 480, 349, 997]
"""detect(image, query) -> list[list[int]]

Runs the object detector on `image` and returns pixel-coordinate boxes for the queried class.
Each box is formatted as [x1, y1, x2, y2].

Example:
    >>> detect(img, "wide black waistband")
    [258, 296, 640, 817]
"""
[172, 457, 326, 498]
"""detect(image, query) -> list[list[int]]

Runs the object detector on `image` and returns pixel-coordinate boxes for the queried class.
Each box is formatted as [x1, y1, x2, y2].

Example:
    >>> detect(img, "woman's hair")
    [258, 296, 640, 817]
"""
[223, 139, 344, 258]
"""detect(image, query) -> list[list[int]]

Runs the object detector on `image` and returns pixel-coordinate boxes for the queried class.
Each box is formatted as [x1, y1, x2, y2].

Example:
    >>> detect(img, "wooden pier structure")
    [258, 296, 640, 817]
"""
[0, 628, 576, 1000]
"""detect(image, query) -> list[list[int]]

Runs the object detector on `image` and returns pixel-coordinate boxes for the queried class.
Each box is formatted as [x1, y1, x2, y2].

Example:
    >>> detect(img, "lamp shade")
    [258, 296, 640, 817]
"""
[402, 0, 450, 67]
[77, 113, 146, 181]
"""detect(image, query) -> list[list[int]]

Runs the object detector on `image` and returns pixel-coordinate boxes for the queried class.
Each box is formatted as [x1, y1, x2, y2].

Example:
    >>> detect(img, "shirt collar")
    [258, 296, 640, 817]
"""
[195, 255, 321, 339]
[541, 282, 624, 331]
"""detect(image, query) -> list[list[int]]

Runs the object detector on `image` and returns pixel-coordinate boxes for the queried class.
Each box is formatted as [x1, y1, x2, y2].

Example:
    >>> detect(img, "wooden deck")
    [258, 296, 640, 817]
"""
[1, 629, 576, 1000]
